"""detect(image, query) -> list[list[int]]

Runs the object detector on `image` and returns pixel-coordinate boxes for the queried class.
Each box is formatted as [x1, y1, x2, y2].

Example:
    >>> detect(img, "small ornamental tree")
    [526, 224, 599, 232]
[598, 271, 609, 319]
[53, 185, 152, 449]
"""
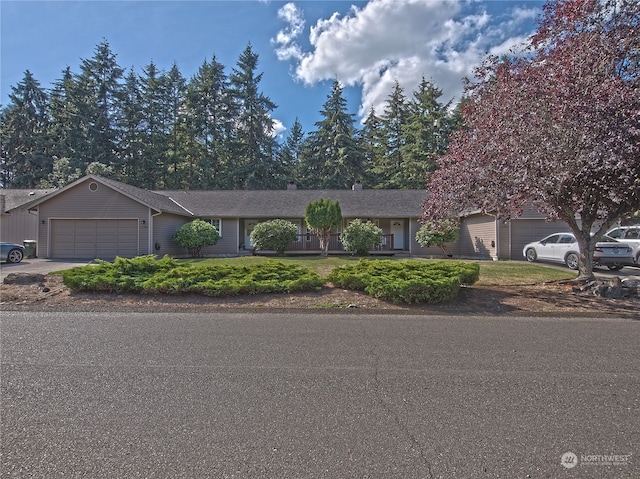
[415, 219, 459, 256]
[249, 219, 299, 255]
[340, 219, 383, 256]
[422, 0, 640, 280]
[173, 219, 220, 257]
[305, 199, 342, 256]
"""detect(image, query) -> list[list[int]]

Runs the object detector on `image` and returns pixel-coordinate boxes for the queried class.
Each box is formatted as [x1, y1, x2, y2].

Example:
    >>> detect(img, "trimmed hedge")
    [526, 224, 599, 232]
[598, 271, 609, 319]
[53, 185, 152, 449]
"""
[61, 256, 323, 297]
[327, 259, 480, 304]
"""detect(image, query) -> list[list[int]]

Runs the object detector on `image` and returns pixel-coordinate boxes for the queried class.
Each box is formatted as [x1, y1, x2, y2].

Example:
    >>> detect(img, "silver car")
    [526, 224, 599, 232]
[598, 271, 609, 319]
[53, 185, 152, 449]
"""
[1, 242, 25, 263]
[606, 226, 640, 264]
[523, 233, 634, 271]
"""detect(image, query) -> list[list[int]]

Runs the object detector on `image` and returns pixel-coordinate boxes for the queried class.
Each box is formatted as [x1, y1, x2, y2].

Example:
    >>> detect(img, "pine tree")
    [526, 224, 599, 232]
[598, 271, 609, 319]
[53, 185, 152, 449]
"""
[279, 117, 306, 185]
[185, 55, 235, 188]
[229, 44, 279, 189]
[48, 67, 84, 174]
[74, 40, 124, 171]
[300, 79, 363, 189]
[163, 63, 188, 189]
[398, 78, 453, 188]
[359, 106, 385, 188]
[0, 70, 50, 187]
[120, 68, 146, 185]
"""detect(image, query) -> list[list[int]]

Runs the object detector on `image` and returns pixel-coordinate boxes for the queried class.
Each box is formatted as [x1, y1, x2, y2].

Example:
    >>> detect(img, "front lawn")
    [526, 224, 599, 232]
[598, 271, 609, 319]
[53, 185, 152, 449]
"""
[188, 255, 575, 285]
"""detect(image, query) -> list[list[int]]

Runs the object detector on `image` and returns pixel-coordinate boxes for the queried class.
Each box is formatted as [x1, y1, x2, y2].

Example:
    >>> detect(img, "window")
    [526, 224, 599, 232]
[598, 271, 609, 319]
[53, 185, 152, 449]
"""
[608, 228, 623, 239]
[208, 218, 222, 236]
[625, 229, 639, 239]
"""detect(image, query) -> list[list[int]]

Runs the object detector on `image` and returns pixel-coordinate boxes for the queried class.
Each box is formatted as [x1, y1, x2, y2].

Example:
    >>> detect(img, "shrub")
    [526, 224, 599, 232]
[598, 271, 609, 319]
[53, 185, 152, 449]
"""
[415, 219, 459, 256]
[173, 219, 220, 257]
[61, 255, 178, 293]
[249, 219, 299, 255]
[327, 259, 479, 304]
[340, 219, 383, 255]
[61, 257, 324, 297]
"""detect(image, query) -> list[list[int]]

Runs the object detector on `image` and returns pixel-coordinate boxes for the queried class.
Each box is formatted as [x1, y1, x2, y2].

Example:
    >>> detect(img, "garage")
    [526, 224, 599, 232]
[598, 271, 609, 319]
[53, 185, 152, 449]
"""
[50, 219, 139, 259]
[510, 219, 572, 261]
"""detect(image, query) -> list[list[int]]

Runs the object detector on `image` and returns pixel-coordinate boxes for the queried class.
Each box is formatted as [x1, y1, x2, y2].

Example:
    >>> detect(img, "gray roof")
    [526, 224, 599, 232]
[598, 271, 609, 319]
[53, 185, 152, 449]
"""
[1, 189, 56, 213]
[3, 176, 428, 218]
[157, 189, 427, 218]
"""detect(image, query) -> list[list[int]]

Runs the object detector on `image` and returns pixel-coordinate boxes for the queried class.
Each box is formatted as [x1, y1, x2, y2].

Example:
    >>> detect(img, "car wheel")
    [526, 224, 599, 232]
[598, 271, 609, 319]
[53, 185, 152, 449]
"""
[607, 265, 624, 271]
[565, 253, 579, 270]
[7, 248, 24, 263]
[525, 248, 537, 262]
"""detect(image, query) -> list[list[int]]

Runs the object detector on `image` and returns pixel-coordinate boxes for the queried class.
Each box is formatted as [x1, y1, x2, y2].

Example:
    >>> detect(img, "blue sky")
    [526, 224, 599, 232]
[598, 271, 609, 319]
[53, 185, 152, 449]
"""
[1, 0, 544, 137]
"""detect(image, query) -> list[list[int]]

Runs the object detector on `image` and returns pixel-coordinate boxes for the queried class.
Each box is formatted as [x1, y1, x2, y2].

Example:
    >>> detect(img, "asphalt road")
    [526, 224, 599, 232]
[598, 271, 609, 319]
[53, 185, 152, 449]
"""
[1, 311, 638, 478]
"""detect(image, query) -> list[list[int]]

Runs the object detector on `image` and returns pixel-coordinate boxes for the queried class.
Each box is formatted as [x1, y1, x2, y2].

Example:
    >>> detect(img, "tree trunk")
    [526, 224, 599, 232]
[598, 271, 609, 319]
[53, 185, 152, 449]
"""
[319, 232, 329, 257]
[573, 232, 596, 281]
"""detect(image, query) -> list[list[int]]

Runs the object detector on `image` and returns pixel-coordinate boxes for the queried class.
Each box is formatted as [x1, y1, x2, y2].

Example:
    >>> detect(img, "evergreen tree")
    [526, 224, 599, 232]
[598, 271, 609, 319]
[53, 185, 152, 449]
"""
[120, 68, 145, 184]
[279, 117, 305, 185]
[229, 44, 279, 189]
[359, 106, 385, 188]
[185, 55, 235, 188]
[401, 77, 454, 188]
[74, 40, 124, 170]
[300, 79, 363, 189]
[0, 70, 50, 187]
[379, 81, 409, 187]
[162, 63, 188, 188]
[48, 67, 84, 173]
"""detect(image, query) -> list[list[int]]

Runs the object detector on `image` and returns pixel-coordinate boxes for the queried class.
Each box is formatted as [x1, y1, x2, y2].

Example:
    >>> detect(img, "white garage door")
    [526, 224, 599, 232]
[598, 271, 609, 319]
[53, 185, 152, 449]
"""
[50, 219, 139, 259]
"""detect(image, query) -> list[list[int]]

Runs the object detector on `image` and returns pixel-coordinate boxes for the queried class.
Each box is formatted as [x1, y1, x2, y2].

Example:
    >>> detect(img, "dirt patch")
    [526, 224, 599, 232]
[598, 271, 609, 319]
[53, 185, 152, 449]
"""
[1, 274, 638, 318]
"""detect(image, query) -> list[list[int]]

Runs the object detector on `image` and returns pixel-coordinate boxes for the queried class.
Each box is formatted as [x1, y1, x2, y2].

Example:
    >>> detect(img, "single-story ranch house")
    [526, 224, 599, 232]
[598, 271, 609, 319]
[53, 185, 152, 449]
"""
[1, 175, 571, 261]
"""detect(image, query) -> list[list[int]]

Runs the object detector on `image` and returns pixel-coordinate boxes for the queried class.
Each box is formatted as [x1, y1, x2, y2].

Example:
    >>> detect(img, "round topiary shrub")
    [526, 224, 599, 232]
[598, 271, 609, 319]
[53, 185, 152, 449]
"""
[340, 219, 383, 255]
[173, 219, 220, 257]
[249, 219, 299, 255]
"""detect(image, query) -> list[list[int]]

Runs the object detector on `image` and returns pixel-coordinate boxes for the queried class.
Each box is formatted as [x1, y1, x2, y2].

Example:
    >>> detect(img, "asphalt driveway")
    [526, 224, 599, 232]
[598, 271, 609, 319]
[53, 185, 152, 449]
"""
[0, 258, 93, 281]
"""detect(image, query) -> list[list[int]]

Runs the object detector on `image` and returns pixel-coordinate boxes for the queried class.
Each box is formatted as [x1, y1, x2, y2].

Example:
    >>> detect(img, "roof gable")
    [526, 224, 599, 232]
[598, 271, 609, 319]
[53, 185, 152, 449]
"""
[8, 175, 193, 217]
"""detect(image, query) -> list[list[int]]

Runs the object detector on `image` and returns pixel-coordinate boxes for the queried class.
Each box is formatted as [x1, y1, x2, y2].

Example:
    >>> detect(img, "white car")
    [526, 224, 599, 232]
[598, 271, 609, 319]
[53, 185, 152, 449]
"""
[606, 226, 640, 264]
[523, 233, 634, 271]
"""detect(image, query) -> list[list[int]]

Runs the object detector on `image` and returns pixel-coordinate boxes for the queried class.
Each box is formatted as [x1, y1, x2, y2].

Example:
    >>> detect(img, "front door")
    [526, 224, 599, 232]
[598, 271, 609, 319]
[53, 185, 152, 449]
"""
[244, 220, 259, 249]
[390, 220, 405, 250]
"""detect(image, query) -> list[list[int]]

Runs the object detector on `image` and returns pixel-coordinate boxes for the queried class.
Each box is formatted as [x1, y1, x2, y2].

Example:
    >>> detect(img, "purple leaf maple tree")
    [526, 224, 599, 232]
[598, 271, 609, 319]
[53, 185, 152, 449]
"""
[422, 0, 640, 279]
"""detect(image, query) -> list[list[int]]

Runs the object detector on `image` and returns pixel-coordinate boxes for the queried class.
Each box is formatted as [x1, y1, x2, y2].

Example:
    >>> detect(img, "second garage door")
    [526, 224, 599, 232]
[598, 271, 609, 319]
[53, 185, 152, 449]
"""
[50, 219, 139, 259]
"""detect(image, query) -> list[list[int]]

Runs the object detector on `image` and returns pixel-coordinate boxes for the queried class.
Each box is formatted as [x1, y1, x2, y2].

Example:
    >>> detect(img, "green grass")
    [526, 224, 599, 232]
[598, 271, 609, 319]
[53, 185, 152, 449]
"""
[188, 256, 575, 286]
[475, 261, 575, 286]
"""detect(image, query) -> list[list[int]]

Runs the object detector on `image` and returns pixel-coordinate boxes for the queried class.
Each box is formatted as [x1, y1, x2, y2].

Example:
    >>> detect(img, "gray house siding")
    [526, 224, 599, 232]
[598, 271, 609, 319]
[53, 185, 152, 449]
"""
[200, 218, 240, 257]
[0, 210, 39, 245]
[37, 182, 150, 259]
[497, 221, 511, 260]
[1, 189, 54, 250]
[459, 214, 498, 259]
[152, 213, 191, 257]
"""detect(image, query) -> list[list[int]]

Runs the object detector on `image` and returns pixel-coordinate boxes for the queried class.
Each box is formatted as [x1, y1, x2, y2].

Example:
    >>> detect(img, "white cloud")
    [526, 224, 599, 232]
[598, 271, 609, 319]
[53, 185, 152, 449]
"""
[271, 118, 287, 138]
[271, 2, 305, 61]
[276, 0, 539, 119]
